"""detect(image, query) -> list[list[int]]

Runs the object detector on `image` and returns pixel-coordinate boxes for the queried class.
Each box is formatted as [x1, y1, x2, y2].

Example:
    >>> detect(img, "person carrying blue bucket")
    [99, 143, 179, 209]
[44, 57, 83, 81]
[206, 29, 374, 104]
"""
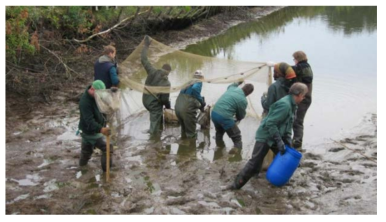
[226, 82, 308, 190]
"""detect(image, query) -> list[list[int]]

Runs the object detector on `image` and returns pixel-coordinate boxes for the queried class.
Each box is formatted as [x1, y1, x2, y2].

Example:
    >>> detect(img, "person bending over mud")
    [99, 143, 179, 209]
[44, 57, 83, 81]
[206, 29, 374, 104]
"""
[227, 82, 308, 190]
[175, 70, 206, 140]
[211, 81, 254, 153]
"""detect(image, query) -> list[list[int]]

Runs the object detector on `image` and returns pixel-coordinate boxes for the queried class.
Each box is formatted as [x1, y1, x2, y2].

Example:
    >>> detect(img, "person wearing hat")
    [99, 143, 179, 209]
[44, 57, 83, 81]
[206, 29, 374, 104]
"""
[78, 80, 113, 172]
[94, 45, 120, 90]
[141, 35, 172, 138]
[227, 82, 308, 190]
[211, 81, 254, 151]
[175, 70, 206, 139]
[261, 62, 297, 114]
[291, 51, 313, 149]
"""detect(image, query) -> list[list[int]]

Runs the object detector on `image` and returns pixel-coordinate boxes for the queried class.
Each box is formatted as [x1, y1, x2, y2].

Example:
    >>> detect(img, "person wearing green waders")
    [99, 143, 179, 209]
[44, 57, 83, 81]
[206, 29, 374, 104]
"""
[261, 63, 297, 114]
[175, 70, 206, 140]
[141, 35, 171, 139]
[291, 51, 314, 149]
[226, 83, 308, 190]
[211, 81, 254, 152]
[78, 80, 112, 172]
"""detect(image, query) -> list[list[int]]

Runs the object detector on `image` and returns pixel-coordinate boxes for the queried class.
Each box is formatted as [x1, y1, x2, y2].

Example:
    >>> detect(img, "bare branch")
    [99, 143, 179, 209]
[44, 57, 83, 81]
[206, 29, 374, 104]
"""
[73, 8, 151, 44]
[40, 45, 79, 79]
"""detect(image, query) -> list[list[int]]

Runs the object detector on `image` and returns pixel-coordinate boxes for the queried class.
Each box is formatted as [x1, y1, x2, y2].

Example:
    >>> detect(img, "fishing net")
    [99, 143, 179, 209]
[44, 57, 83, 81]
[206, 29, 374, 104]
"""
[95, 36, 272, 139]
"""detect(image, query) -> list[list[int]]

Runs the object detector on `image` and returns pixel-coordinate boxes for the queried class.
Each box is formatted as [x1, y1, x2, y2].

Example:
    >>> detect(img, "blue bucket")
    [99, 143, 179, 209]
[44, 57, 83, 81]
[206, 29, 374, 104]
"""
[266, 145, 302, 187]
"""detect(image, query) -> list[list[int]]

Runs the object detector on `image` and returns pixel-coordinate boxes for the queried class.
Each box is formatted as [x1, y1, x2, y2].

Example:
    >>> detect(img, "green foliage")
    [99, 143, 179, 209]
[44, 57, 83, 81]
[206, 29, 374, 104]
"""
[6, 6, 35, 63]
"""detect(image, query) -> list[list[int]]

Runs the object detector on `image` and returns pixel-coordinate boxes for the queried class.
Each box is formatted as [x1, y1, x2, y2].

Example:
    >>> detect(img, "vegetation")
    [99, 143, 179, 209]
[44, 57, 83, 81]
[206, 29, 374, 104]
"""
[5, 6, 244, 98]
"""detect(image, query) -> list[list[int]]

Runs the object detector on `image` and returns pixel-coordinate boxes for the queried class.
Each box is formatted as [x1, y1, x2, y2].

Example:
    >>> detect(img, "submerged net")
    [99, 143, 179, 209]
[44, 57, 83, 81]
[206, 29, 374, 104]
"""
[95, 36, 272, 138]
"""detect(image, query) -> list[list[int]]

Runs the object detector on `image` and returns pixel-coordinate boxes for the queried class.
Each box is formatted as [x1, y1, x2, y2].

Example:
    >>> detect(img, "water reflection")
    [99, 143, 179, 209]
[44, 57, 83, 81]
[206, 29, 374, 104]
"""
[184, 6, 377, 58]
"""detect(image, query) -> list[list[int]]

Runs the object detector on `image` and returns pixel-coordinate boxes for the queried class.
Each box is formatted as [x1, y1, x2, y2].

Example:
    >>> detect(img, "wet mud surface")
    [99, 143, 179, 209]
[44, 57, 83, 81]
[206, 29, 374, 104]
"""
[6, 104, 377, 214]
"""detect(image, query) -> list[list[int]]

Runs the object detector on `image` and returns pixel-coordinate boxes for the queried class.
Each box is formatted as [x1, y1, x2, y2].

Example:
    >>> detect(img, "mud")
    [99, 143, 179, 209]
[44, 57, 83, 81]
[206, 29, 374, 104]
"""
[5, 110, 377, 214]
[5, 6, 377, 215]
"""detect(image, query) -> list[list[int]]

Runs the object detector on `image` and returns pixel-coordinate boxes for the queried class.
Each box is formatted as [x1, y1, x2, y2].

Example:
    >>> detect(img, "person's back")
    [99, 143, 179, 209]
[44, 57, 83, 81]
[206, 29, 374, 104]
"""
[175, 71, 206, 139]
[256, 95, 296, 146]
[211, 82, 254, 151]
[94, 45, 119, 89]
[262, 62, 296, 113]
[212, 83, 247, 120]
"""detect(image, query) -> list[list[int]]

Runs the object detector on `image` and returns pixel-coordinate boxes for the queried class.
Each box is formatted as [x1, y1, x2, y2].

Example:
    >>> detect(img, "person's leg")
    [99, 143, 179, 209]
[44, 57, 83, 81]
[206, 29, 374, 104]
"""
[79, 141, 94, 166]
[176, 111, 186, 139]
[226, 124, 242, 149]
[184, 112, 198, 139]
[231, 142, 270, 189]
[293, 97, 311, 149]
[149, 107, 163, 135]
[95, 138, 113, 172]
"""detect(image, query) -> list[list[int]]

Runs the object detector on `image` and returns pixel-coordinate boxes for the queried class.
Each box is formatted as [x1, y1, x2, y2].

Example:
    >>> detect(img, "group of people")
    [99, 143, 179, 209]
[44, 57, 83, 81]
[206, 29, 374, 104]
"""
[77, 35, 314, 191]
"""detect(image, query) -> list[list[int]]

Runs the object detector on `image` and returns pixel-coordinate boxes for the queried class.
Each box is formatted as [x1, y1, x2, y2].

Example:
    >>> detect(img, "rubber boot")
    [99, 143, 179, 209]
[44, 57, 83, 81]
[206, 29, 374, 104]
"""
[226, 124, 242, 150]
[101, 152, 113, 172]
[79, 142, 93, 166]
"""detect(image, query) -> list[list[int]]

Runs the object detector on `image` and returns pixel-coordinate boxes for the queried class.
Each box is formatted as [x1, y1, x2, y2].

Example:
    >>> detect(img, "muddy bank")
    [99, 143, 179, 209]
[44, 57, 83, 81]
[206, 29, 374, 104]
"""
[5, 6, 377, 214]
[5, 112, 377, 214]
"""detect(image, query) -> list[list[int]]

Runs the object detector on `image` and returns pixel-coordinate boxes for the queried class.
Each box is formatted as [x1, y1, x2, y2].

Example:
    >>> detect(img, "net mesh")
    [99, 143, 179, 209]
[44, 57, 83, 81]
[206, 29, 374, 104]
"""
[95, 36, 272, 138]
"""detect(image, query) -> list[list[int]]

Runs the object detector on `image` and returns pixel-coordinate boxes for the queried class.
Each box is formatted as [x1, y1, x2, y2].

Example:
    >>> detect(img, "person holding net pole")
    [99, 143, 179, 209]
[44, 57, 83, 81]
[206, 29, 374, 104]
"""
[175, 70, 206, 141]
[141, 35, 172, 138]
[211, 81, 254, 153]
[78, 80, 113, 172]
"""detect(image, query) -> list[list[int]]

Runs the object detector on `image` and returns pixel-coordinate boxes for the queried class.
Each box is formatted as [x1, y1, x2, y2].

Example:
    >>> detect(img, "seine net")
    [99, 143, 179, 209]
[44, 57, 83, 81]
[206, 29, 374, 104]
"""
[95, 36, 272, 140]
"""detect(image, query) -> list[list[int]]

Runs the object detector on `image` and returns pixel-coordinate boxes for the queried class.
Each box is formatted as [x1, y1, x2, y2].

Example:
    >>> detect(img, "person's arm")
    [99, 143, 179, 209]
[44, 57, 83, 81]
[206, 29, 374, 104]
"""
[264, 102, 288, 138]
[141, 36, 157, 75]
[80, 102, 103, 134]
[109, 66, 120, 86]
[227, 82, 239, 90]
[160, 82, 171, 109]
[191, 82, 204, 104]
[261, 85, 276, 111]
[235, 100, 247, 121]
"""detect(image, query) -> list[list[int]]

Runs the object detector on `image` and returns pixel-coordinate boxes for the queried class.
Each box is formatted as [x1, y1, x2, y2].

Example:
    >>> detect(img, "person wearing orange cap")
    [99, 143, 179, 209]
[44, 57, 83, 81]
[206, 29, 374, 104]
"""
[261, 62, 296, 114]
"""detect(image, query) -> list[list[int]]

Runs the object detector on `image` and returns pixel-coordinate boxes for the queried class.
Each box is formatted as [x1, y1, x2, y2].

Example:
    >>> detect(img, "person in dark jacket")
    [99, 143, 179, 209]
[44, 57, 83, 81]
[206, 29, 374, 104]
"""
[227, 82, 308, 190]
[141, 35, 171, 137]
[291, 51, 313, 149]
[78, 80, 112, 172]
[175, 70, 206, 139]
[261, 63, 296, 113]
[94, 45, 119, 90]
[211, 81, 254, 151]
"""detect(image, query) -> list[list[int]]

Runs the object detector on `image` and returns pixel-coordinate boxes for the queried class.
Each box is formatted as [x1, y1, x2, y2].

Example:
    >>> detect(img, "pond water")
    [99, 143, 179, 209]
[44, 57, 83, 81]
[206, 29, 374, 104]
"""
[184, 6, 377, 146]
[121, 6, 377, 162]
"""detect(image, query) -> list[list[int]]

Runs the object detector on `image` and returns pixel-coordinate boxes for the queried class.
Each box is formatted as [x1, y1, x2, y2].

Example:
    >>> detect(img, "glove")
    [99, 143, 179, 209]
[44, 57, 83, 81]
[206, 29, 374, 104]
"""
[237, 80, 244, 85]
[200, 101, 206, 112]
[283, 136, 292, 147]
[100, 127, 111, 136]
[273, 132, 286, 155]
[144, 35, 151, 47]
[164, 101, 171, 109]
[111, 87, 118, 93]
[261, 93, 267, 104]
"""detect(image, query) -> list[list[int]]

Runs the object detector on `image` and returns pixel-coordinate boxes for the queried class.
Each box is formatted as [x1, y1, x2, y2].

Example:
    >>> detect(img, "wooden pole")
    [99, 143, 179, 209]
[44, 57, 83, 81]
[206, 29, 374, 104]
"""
[106, 131, 110, 182]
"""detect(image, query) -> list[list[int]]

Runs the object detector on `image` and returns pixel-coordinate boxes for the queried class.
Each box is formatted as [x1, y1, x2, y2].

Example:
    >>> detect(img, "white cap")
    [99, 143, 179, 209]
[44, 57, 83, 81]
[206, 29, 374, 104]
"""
[194, 70, 204, 78]
[266, 61, 276, 67]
